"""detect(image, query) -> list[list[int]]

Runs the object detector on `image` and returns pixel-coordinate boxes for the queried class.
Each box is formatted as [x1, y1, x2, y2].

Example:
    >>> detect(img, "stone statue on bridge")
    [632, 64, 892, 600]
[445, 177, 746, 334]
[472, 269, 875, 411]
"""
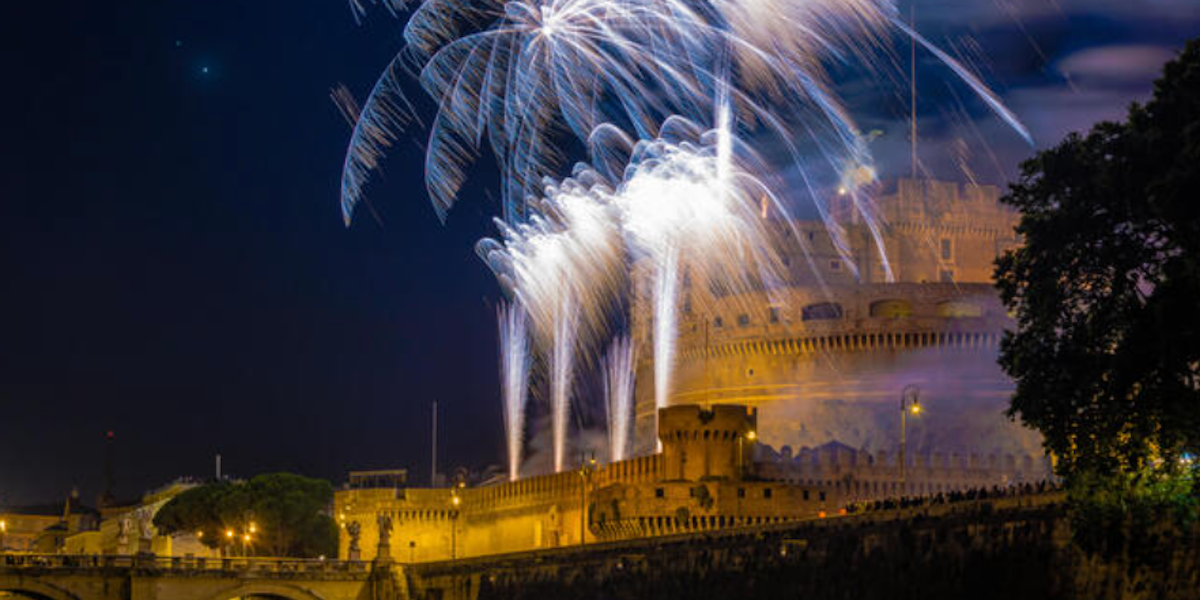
[136, 507, 156, 555]
[375, 513, 393, 562]
[346, 521, 362, 561]
[117, 517, 132, 554]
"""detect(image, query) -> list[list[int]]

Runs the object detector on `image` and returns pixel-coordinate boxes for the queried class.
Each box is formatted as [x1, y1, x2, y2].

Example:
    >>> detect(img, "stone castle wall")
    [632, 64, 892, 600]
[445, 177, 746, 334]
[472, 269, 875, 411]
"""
[337, 406, 1046, 564]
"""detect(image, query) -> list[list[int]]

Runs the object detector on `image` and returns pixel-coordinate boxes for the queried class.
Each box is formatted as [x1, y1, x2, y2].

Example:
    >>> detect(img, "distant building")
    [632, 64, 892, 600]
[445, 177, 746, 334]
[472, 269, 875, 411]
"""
[0, 491, 98, 553]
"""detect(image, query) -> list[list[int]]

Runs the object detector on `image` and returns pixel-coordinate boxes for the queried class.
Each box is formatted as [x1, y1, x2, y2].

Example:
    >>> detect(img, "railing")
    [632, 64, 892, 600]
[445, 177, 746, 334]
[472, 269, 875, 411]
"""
[0, 553, 372, 577]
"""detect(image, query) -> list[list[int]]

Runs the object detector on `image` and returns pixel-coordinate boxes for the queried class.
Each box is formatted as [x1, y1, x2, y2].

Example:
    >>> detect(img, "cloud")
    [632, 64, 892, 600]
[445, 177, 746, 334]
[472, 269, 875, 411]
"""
[1055, 44, 1177, 86]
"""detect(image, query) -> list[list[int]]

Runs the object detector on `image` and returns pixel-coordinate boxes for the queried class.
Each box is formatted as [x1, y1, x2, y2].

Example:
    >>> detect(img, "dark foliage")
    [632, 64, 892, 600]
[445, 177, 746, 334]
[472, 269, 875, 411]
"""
[995, 39, 1200, 480]
[153, 472, 337, 558]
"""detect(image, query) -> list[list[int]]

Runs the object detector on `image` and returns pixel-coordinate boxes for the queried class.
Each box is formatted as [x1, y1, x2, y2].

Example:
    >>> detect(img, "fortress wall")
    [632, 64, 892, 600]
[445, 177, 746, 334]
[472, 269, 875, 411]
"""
[337, 455, 668, 562]
[631, 283, 1040, 457]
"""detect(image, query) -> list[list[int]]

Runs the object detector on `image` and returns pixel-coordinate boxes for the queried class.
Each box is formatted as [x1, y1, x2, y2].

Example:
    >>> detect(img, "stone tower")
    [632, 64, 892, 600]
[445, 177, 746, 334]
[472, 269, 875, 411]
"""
[659, 404, 757, 482]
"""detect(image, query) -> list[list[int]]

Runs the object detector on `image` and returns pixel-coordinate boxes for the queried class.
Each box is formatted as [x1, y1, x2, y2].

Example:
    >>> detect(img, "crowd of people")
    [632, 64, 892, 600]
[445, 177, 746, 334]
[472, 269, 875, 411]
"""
[843, 480, 1062, 514]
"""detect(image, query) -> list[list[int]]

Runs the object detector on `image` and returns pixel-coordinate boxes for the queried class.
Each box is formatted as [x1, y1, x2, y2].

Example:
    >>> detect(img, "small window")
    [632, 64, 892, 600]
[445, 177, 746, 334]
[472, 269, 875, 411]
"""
[737, 313, 750, 327]
[941, 238, 953, 261]
[802, 490, 810, 501]
[807, 231, 815, 242]
[819, 491, 826, 501]
[713, 316, 724, 328]
[801, 302, 843, 321]
[683, 297, 692, 315]
[937, 301, 983, 318]
[763, 488, 773, 499]
[769, 307, 781, 323]
[830, 259, 842, 272]
[737, 488, 746, 498]
[655, 488, 664, 498]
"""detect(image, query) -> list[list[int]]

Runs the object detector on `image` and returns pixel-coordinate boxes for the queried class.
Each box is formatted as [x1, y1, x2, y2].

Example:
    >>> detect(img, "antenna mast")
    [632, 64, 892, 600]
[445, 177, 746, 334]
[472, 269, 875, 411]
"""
[910, 1, 918, 181]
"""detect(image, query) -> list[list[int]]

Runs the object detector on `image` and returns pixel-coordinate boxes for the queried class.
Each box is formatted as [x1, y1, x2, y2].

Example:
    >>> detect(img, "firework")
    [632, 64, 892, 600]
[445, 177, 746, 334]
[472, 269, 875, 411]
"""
[603, 335, 636, 463]
[498, 302, 531, 481]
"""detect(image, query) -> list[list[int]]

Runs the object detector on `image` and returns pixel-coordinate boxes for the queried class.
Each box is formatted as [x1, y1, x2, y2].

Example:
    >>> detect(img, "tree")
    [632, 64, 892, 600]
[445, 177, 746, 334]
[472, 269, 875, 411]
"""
[996, 39, 1200, 484]
[154, 473, 338, 558]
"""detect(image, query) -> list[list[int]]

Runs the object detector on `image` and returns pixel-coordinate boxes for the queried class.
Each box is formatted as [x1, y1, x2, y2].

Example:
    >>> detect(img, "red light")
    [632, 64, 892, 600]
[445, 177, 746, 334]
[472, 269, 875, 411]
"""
[107, 431, 115, 438]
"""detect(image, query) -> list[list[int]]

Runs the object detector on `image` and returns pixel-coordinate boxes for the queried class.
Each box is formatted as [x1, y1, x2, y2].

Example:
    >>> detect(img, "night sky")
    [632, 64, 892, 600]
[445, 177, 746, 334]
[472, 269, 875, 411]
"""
[1, 1, 1196, 505]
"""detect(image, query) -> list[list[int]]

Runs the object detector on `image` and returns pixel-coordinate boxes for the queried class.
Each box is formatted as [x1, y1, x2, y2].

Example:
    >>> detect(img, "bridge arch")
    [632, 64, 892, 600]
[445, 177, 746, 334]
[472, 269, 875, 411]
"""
[206, 582, 328, 600]
[0, 576, 83, 600]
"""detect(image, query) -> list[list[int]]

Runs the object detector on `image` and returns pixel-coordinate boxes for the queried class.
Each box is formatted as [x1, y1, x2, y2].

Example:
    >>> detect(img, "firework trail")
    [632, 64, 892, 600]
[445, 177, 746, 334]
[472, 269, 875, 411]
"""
[549, 296, 577, 472]
[480, 113, 785, 463]
[343, 0, 1032, 294]
[343, 0, 1037, 470]
[477, 165, 625, 472]
[614, 110, 786, 438]
[498, 302, 530, 481]
[603, 335, 636, 463]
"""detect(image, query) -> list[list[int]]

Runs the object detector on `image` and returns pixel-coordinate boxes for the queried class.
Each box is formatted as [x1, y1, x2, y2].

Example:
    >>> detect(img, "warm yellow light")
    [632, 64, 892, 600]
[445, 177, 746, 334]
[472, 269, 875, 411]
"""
[910, 403, 922, 415]
[746, 431, 757, 441]
[249, 523, 258, 533]
[197, 531, 204, 539]
[225, 529, 234, 539]
[243, 534, 251, 542]
[452, 495, 461, 507]
[1, 520, 6, 532]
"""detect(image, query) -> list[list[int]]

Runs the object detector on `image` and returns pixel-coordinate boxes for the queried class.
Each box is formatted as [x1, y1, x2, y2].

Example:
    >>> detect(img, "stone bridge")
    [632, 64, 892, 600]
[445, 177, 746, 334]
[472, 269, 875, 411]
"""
[0, 555, 400, 600]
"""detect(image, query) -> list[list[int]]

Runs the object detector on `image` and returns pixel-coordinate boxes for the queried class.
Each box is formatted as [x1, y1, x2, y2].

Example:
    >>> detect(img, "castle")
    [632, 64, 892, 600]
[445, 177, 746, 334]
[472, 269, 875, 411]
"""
[334, 178, 1050, 563]
[630, 178, 1041, 457]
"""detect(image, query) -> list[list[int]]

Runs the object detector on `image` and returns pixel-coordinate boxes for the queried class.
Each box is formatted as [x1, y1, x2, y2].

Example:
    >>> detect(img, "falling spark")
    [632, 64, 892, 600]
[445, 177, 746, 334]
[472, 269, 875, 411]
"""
[498, 302, 530, 481]
[603, 335, 636, 463]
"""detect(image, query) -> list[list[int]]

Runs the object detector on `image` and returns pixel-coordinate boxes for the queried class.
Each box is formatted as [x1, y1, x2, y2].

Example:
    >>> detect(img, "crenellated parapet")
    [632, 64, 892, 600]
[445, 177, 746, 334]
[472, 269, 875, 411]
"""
[755, 442, 1053, 499]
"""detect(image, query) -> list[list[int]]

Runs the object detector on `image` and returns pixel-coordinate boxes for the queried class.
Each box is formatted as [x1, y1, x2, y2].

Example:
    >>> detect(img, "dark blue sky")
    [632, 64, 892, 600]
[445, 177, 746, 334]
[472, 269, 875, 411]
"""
[0, 1, 1196, 505]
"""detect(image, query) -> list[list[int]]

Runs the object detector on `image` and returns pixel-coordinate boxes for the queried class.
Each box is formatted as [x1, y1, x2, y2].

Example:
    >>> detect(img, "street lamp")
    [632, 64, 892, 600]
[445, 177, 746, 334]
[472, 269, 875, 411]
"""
[899, 384, 922, 495]
[450, 491, 461, 561]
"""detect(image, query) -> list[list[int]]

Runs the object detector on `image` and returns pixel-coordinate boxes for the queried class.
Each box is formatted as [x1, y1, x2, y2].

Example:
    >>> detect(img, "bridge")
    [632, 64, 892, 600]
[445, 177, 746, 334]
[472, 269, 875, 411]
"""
[0, 555, 398, 600]
[10, 492, 1175, 600]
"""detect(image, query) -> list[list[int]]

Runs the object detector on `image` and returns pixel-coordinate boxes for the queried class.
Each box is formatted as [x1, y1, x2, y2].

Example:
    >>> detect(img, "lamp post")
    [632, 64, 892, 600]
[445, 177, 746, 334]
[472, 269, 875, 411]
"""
[449, 491, 460, 561]
[899, 385, 922, 496]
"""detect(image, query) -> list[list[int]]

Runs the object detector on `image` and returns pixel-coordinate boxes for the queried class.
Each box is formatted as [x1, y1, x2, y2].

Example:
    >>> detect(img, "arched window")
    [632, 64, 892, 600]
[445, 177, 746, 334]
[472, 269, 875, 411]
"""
[801, 302, 843, 321]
